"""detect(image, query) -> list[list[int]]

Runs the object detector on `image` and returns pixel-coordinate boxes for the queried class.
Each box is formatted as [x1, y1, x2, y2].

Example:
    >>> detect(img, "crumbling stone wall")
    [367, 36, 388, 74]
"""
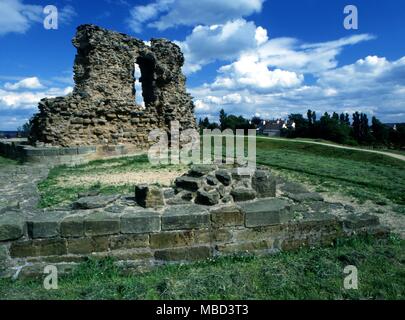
[29, 24, 196, 147]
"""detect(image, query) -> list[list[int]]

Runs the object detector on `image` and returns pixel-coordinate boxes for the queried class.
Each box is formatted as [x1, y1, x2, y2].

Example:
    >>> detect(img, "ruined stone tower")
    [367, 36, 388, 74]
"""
[29, 24, 196, 147]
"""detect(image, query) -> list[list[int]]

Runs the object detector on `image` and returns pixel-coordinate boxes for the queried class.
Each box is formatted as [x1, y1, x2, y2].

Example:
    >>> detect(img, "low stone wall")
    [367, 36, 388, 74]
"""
[0, 139, 144, 166]
[0, 196, 388, 279]
[0, 163, 390, 279]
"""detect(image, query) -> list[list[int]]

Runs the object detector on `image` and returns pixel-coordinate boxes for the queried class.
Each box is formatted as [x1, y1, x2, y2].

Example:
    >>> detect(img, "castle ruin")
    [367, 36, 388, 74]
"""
[29, 24, 197, 148]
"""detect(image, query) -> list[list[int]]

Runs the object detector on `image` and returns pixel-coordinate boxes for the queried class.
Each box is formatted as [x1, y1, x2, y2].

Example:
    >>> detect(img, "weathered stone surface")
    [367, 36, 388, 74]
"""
[162, 205, 209, 230]
[67, 236, 109, 254]
[216, 240, 274, 254]
[280, 182, 309, 194]
[287, 192, 324, 202]
[231, 187, 257, 202]
[343, 213, 380, 229]
[189, 165, 217, 177]
[0, 213, 24, 242]
[240, 198, 293, 227]
[210, 205, 244, 227]
[10, 239, 67, 258]
[84, 212, 120, 236]
[215, 170, 232, 186]
[135, 184, 164, 208]
[163, 188, 175, 199]
[150, 230, 195, 249]
[175, 176, 202, 192]
[27, 212, 67, 239]
[154, 246, 212, 261]
[233, 225, 287, 242]
[195, 189, 220, 206]
[109, 234, 149, 250]
[60, 215, 85, 238]
[28, 24, 197, 148]
[206, 175, 219, 186]
[120, 210, 161, 234]
[100, 249, 153, 261]
[252, 169, 276, 198]
[73, 195, 120, 210]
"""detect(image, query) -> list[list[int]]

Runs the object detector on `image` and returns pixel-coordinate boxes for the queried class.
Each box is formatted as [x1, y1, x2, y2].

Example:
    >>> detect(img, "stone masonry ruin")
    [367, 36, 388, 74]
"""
[28, 24, 197, 148]
[0, 25, 391, 278]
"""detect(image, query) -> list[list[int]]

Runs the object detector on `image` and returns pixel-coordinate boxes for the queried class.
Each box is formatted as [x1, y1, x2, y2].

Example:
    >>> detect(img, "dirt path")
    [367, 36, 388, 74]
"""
[258, 137, 405, 162]
[0, 163, 49, 214]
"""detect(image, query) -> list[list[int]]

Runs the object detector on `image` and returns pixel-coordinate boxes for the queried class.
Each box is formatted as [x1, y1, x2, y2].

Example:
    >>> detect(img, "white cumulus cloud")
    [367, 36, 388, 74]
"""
[177, 19, 265, 74]
[0, 0, 76, 36]
[4, 77, 44, 90]
[127, 0, 265, 32]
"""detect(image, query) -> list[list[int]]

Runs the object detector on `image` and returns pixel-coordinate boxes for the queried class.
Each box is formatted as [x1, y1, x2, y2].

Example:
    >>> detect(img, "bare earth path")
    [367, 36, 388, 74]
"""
[0, 163, 49, 215]
[257, 137, 405, 162]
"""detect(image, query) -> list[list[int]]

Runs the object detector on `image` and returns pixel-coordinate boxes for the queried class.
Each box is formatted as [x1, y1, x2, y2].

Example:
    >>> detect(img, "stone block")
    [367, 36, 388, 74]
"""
[195, 189, 220, 206]
[216, 240, 274, 254]
[189, 165, 217, 177]
[150, 230, 195, 249]
[252, 169, 276, 198]
[10, 239, 67, 258]
[109, 234, 149, 250]
[233, 225, 287, 242]
[343, 213, 380, 229]
[287, 192, 324, 202]
[241, 198, 293, 227]
[135, 184, 164, 208]
[162, 205, 210, 231]
[73, 195, 120, 210]
[210, 205, 244, 227]
[120, 210, 161, 234]
[67, 236, 108, 254]
[215, 170, 232, 186]
[27, 212, 67, 239]
[280, 182, 309, 194]
[0, 213, 25, 241]
[154, 246, 213, 261]
[84, 212, 120, 236]
[175, 176, 202, 192]
[60, 215, 85, 238]
[231, 187, 256, 202]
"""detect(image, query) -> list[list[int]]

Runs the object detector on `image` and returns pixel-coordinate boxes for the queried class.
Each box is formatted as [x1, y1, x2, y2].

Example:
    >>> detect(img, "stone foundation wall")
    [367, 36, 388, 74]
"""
[0, 197, 387, 279]
[0, 138, 145, 166]
[0, 164, 389, 279]
[29, 24, 196, 148]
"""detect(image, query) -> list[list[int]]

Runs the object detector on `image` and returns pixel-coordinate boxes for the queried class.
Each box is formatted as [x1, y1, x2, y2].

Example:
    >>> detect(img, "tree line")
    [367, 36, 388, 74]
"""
[286, 110, 404, 148]
[198, 109, 405, 149]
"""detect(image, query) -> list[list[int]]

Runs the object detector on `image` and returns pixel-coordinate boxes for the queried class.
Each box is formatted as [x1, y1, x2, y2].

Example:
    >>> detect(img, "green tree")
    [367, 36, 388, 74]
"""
[371, 116, 389, 145]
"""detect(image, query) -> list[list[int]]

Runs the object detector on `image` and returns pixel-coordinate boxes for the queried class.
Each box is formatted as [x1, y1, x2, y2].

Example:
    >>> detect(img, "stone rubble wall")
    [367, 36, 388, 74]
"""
[28, 24, 196, 148]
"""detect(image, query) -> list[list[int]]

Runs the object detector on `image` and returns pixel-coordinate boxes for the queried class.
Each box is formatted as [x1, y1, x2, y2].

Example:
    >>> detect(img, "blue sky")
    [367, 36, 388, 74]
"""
[0, 0, 404, 130]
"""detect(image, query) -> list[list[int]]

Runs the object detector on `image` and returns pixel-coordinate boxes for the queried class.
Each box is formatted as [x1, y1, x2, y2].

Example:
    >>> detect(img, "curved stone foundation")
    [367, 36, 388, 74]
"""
[0, 165, 389, 279]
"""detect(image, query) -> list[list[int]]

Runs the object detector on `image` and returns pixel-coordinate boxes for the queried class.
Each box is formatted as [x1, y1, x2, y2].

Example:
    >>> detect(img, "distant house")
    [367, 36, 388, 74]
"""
[257, 119, 286, 137]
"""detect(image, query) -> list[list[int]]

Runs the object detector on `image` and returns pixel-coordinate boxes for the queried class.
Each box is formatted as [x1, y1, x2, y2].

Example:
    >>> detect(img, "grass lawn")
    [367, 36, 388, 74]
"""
[38, 154, 187, 208]
[256, 138, 405, 207]
[0, 235, 403, 300]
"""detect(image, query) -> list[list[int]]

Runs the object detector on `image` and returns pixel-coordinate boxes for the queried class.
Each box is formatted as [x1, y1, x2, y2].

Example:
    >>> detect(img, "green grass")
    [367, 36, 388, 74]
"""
[37, 138, 405, 211]
[256, 138, 405, 206]
[38, 154, 187, 208]
[0, 235, 403, 300]
[0, 156, 17, 167]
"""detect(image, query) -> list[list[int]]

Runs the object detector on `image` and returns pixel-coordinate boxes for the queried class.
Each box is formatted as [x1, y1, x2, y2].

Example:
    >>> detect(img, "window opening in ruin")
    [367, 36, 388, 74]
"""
[134, 63, 145, 107]
[136, 56, 156, 106]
